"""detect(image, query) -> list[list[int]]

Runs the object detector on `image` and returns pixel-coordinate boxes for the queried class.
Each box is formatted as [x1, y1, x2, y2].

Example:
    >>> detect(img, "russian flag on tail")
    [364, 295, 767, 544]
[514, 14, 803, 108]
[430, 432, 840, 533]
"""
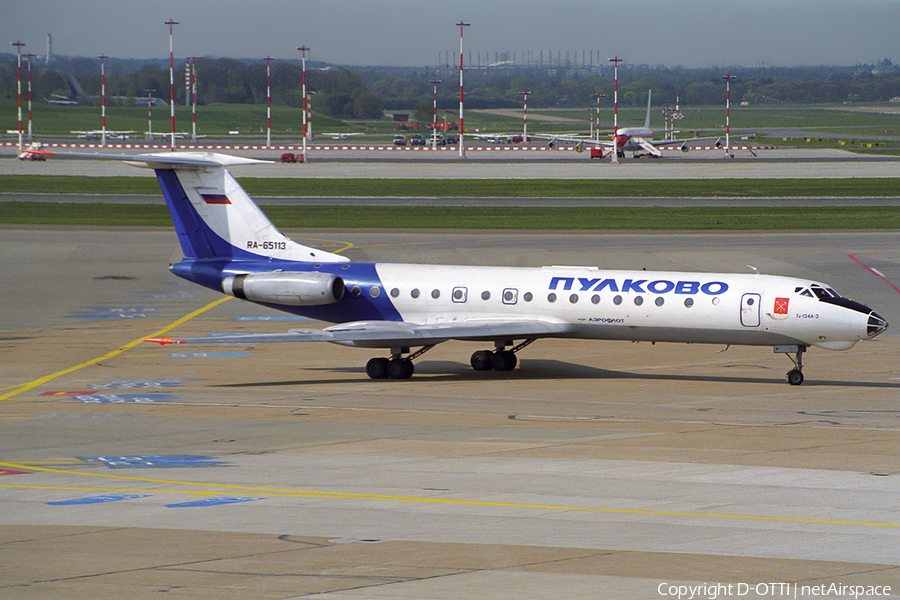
[202, 193, 231, 205]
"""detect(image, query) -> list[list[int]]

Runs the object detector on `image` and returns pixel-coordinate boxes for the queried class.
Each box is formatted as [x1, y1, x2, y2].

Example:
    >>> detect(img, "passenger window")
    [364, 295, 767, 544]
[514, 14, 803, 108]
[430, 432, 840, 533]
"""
[684, 297, 694, 308]
[591, 295, 600, 304]
[523, 292, 533, 302]
[411, 288, 420, 298]
[569, 294, 578, 304]
[613, 295, 622, 305]
[548, 293, 557, 303]
[655, 297, 664, 307]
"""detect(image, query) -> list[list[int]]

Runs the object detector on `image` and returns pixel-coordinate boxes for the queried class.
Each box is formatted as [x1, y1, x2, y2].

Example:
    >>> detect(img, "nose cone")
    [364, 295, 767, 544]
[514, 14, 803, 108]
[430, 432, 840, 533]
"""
[868, 311, 888, 338]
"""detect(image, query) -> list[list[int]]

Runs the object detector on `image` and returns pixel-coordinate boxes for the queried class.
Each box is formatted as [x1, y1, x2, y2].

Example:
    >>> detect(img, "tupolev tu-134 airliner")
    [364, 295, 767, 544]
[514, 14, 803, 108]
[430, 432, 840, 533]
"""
[37, 150, 888, 384]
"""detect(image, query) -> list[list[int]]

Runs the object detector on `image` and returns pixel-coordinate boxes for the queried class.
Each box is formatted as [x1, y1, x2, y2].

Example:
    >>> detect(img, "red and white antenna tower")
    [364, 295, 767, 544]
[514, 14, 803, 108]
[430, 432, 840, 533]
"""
[24, 53, 35, 142]
[519, 90, 530, 141]
[99, 54, 107, 145]
[265, 56, 275, 148]
[296, 45, 310, 162]
[165, 19, 179, 151]
[430, 79, 441, 149]
[722, 74, 736, 158]
[456, 21, 469, 159]
[608, 56, 622, 163]
[11, 41, 25, 151]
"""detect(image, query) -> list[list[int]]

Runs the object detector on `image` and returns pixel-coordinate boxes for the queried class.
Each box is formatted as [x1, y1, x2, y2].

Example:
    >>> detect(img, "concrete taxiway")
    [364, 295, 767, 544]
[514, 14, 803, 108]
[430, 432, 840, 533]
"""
[2, 227, 899, 599]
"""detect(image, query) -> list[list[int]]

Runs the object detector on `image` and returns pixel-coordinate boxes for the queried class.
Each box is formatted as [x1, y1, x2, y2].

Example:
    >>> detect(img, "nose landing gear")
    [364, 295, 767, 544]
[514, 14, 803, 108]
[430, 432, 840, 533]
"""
[775, 345, 807, 386]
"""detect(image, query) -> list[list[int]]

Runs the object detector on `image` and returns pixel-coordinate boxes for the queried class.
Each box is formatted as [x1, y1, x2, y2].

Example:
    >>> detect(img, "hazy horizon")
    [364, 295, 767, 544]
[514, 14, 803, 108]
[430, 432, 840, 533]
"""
[5, 1, 900, 69]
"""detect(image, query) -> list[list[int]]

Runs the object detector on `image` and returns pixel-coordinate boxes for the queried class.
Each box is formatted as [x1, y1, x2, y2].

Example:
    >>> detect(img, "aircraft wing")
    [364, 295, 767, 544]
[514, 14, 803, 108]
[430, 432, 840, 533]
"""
[150, 319, 573, 349]
[649, 136, 722, 149]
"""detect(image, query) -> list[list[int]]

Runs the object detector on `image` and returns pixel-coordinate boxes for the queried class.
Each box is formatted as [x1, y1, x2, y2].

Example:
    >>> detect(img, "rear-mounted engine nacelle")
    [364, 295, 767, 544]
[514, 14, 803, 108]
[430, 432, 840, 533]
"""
[222, 272, 345, 306]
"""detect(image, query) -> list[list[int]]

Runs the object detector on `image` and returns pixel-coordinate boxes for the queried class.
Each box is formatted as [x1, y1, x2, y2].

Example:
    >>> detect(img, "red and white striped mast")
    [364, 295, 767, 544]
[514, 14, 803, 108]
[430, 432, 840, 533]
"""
[296, 45, 310, 162]
[608, 55, 622, 163]
[519, 89, 530, 141]
[146, 89, 155, 140]
[456, 21, 469, 159]
[265, 56, 275, 148]
[98, 54, 107, 145]
[430, 78, 441, 150]
[165, 19, 179, 151]
[722, 74, 736, 158]
[187, 57, 197, 143]
[11, 40, 25, 151]
[24, 53, 35, 142]
[593, 93, 604, 142]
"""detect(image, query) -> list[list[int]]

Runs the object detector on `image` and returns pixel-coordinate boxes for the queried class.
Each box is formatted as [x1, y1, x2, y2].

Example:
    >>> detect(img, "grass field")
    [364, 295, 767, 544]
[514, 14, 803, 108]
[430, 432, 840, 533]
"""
[2, 175, 900, 198]
[3, 99, 900, 154]
[3, 202, 899, 231]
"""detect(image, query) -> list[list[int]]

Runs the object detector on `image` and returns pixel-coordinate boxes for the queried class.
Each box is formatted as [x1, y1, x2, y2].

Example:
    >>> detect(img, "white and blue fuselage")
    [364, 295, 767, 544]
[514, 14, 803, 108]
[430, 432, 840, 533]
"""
[37, 150, 886, 384]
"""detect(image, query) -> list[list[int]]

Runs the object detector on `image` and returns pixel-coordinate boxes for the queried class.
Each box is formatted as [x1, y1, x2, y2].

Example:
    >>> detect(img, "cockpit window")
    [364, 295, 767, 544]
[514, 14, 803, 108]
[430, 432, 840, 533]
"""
[810, 285, 839, 300]
[795, 287, 814, 298]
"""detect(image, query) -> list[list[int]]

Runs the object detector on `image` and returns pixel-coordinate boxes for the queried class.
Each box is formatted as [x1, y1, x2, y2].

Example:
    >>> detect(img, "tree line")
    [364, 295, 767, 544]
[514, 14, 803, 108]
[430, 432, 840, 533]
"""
[3, 55, 899, 120]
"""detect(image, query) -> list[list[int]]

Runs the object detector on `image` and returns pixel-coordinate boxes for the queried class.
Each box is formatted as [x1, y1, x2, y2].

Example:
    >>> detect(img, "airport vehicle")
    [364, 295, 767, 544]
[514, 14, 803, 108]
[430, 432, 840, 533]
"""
[31, 150, 889, 384]
[392, 135, 407, 146]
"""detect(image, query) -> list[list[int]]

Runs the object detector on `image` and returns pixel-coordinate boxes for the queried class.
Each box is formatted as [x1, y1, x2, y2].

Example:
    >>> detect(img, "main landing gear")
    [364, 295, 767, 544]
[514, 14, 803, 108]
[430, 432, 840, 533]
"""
[775, 344, 807, 386]
[471, 339, 535, 373]
[364, 340, 536, 380]
[365, 345, 435, 380]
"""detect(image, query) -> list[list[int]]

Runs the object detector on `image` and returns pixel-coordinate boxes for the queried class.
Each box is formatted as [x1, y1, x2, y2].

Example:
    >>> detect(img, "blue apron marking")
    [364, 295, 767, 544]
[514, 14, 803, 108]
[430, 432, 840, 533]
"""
[47, 494, 151, 506]
[165, 497, 264, 508]
[74, 394, 176, 403]
[78, 455, 229, 469]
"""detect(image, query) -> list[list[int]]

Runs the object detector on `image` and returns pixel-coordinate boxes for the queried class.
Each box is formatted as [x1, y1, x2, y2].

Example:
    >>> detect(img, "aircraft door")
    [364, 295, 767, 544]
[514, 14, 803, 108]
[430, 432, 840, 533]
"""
[741, 293, 761, 327]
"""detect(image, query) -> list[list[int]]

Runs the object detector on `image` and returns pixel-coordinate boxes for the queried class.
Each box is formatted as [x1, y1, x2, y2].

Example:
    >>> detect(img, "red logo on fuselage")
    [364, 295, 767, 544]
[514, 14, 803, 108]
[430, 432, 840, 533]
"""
[774, 297, 790, 314]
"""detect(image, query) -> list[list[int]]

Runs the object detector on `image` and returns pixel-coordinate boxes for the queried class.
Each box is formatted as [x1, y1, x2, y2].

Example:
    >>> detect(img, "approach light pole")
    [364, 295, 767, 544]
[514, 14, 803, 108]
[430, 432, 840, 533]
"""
[265, 56, 275, 148]
[189, 57, 197, 143]
[722, 74, 736, 158]
[24, 53, 35, 142]
[608, 56, 622, 163]
[297, 45, 310, 161]
[456, 21, 469, 158]
[430, 79, 441, 150]
[592, 93, 605, 142]
[99, 54, 107, 145]
[165, 19, 179, 151]
[12, 40, 25, 151]
[146, 89, 155, 140]
[519, 90, 530, 141]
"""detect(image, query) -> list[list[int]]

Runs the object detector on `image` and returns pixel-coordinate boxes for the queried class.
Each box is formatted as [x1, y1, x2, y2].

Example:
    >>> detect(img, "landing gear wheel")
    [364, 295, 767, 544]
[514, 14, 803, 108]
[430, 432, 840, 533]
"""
[388, 358, 414, 380]
[786, 369, 804, 386]
[366, 357, 390, 379]
[470, 350, 494, 371]
[491, 350, 517, 371]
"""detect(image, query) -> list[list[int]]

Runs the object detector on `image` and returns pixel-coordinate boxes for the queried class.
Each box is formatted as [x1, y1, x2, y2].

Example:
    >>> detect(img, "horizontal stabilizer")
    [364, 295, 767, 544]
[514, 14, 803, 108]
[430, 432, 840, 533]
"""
[23, 149, 269, 169]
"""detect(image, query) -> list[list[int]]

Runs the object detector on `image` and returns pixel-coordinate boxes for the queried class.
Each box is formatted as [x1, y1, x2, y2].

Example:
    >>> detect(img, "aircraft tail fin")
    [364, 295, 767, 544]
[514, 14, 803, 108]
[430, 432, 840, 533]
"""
[26, 150, 349, 264]
[644, 90, 652, 130]
[117, 152, 348, 263]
